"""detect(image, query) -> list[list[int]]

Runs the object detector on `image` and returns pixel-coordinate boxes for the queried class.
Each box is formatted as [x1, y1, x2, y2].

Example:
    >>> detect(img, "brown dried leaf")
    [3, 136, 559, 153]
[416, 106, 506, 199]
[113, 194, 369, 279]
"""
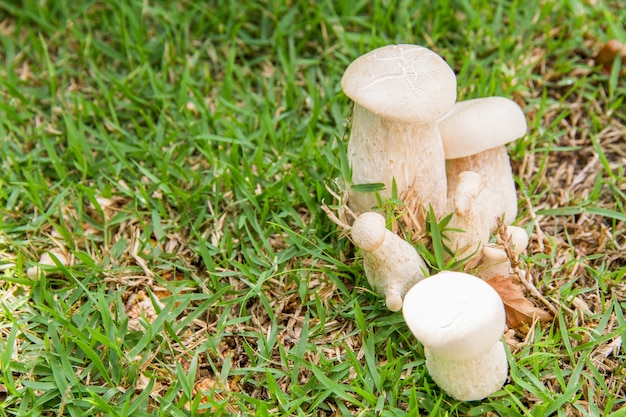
[595, 39, 626, 74]
[486, 275, 553, 329]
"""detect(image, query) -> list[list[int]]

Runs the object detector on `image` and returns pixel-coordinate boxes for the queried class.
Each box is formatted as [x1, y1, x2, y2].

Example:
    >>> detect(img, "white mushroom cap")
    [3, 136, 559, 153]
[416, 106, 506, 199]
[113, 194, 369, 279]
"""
[504, 225, 529, 256]
[341, 44, 457, 123]
[482, 245, 509, 264]
[402, 271, 505, 359]
[351, 212, 387, 252]
[438, 97, 527, 159]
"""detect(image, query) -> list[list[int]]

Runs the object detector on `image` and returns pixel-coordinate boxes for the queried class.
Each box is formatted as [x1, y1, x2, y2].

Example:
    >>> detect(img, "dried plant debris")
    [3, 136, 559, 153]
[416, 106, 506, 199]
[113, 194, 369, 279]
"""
[591, 336, 623, 370]
[486, 275, 553, 329]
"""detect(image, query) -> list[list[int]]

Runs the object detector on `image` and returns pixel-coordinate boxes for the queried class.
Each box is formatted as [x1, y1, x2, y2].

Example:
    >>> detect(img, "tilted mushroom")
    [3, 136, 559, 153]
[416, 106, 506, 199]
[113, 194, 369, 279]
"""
[342, 44, 457, 228]
[439, 96, 527, 231]
[403, 271, 508, 401]
[350, 212, 428, 311]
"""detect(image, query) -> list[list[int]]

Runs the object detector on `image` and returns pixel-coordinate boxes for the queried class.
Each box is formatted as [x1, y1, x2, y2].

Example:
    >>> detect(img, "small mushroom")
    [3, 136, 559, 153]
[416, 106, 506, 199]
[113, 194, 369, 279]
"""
[444, 170, 490, 262]
[351, 212, 428, 311]
[342, 44, 457, 227]
[477, 225, 529, 280]
[403, 271, 508, 401]
[439, 96, 527, 231]
[27, 249, 70, 279]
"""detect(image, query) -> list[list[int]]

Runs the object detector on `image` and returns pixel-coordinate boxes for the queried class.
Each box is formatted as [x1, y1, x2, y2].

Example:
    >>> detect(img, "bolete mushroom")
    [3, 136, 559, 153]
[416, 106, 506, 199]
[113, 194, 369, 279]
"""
[439, 96, 527, 231]
[342, 44, 457, 227]
[403, 271, 508, 401]
[350, 212, 428, 311]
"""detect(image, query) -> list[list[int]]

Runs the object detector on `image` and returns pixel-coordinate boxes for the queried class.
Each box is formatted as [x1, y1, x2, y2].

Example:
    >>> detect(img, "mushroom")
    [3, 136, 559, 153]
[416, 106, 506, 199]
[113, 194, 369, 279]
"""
[350, 212, 428, 311]
[444, 170, 490, 263]
[403, 271, 508, 401]
[27, 249, 70, 279]
[477, 225, 529, 280]
[342, 44, 457, 227]
[438, 96, 527, 231]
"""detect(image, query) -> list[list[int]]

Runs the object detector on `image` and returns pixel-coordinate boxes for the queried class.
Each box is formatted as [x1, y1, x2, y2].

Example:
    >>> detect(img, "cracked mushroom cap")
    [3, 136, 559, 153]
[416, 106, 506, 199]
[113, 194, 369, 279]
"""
[402, 271, 505, 360]
[438, 96, 528, 159]
[341, 44, 457, 123]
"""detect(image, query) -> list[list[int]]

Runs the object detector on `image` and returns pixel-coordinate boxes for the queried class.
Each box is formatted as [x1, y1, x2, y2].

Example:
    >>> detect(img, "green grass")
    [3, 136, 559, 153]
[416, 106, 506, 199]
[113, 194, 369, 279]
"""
[0, 0, 625, 416]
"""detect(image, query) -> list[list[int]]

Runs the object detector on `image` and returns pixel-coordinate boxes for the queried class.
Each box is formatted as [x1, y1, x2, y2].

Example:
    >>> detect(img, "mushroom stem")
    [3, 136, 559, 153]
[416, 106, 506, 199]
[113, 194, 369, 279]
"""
[351, 212, 428, 311]
[348, 103, 447, 221]
[403, 271, 508, 401]
[424, 338, 507, 401]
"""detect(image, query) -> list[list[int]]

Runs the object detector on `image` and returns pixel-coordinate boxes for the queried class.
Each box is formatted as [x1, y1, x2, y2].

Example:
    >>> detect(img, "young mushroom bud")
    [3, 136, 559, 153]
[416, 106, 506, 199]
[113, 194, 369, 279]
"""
[504, 225, 530, 254]
[477, 225, 530, 280]
[342, 44, 457, 230]
[444, 170, 490, 263]
[403, 271, 508, 401]
[351, 212, 428, 311]
[27, 249, 70, 279]
[439, 96, 527, 231]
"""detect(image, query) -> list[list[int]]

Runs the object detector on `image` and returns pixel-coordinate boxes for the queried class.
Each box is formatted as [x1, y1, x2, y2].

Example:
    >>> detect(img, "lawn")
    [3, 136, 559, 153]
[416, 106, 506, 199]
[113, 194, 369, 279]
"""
[0, 0, 625, 416]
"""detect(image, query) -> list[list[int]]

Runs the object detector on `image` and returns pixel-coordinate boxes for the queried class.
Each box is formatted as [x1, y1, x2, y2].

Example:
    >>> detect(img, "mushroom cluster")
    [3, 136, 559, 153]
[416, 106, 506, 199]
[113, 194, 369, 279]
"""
[338, 44, 530, 401]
